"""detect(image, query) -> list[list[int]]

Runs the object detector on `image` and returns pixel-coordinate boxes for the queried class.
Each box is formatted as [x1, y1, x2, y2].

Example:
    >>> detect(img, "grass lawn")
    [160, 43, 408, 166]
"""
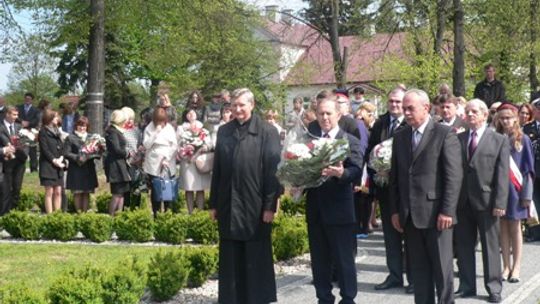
[0, 243, 179, 293]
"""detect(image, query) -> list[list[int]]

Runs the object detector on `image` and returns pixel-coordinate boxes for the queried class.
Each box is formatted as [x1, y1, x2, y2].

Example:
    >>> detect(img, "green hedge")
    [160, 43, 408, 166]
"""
[0, 284, 47, 304]
[147, 250, 190, 301]
[185, 246, 218, 288]
[78, 213, 113, 243]
[94, 193, 112, 214]
[186, 210, 218, 244]
[114, 209, 154, 242]
[0, 211, 42, 240]
[41, 212, 78, 241]
[154, 211, 188, 244]
[279, 194, 306, 216]
[272, 215, 309, 261]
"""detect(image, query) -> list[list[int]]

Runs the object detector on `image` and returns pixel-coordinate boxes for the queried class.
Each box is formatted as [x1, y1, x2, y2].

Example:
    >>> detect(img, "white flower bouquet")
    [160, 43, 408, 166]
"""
[368, 138, 393, 186]
[16, 128, 39, 147]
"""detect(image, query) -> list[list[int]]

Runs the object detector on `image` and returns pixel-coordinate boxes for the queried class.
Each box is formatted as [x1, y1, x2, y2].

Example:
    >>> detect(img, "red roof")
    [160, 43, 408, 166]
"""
[262, 20, 319, 47]
[280, 29, 407, 86]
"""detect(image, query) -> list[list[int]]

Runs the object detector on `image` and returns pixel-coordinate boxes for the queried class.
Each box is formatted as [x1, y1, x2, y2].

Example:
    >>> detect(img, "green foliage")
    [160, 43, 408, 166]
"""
[147, 250, 190, 301]
[41, 212, 78, 241]
[78, 213, 113, 243]
[94, 192, 112, 214]
[279, 194, 306, 216]
[272, 215, 309, 261]
[1, 211, 42, 240]
[101, 257, 147, 304]
[186, 210, 219, 244]
[184, 247, 218, 288]
[114, 209, 154, 242]
[171, 192, 187, 213]
[16, 190, 41, 211]
[154, 211, 188, 244]
[0, 284, 47, 304]
[48, 265, 104, 304]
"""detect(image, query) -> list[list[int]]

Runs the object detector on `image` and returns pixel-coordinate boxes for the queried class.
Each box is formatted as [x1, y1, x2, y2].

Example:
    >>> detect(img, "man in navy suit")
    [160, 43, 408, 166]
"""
[390, 89, 463, 304]
[16, 92, 40, 172]
[304, 95, 363, 304]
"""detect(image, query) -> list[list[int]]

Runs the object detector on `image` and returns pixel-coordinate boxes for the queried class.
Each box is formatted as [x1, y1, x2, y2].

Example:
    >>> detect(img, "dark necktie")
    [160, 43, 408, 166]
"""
[323, 133, 330, 138]
[469, 131, 478, 160]
[9, 124, 14, 136]
[389, 118, 397, 136]
[412, 130, 421, 151]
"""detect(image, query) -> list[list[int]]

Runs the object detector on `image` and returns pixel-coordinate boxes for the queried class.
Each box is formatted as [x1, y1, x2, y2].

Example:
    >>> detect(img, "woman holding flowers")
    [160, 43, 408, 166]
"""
[495, 103, 535, 283]
[177, 108, 211, 213]
[104, 110, 131, 215]
[63, 116, 99, 212]
[39, 109, 66, 213]
[143, 107, 178, 215]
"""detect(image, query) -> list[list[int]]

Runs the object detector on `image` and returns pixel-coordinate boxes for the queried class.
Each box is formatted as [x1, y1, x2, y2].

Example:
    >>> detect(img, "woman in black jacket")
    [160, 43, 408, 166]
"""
[104, 110, 131, 215]
[39, 110, 66, 213]
[64, 116, 98, 212]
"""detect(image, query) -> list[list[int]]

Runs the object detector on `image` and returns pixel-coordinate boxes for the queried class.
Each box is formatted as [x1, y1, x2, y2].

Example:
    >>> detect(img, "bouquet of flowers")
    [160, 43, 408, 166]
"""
[178, 123, 210, 160]
[15, 128, 39, 147]
[368, 138, 393, 186]
[276, 128, 350, 200]
[76, 134, 106, 165]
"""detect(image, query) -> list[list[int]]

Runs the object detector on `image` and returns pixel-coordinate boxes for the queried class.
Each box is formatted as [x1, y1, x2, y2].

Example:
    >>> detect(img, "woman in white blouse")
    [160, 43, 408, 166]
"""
[143, 107, 178, 215]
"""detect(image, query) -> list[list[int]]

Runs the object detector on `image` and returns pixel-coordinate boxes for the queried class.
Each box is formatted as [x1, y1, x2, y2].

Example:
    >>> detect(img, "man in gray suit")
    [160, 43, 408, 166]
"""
[390, 89, 463, 304]
[454, 99, 509, 303]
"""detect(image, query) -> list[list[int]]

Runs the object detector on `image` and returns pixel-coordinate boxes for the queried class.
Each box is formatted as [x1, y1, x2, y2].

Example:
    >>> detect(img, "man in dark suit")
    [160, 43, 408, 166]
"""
[309, 90, 361, 140]
[304, 95, 363, 304]
[0, 129, 16, 215]
[454, 99, 509, 303]
[366, 87, 413, 293]
[439, 96, 467, 131]
[390, 89, 463, 304]
[16, 92, 40, 172]
[523, 99, 540, 242]
[0, 106, 29, 214]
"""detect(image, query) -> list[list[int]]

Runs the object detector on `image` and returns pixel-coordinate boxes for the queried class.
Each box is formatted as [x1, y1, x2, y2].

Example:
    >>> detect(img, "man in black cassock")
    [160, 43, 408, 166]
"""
[210, 88, 281, 304]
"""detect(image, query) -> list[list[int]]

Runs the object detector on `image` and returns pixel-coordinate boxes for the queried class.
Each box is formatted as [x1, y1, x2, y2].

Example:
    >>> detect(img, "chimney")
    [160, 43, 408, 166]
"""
[265, 5, 279, 23]
[281, 9, 293, 24]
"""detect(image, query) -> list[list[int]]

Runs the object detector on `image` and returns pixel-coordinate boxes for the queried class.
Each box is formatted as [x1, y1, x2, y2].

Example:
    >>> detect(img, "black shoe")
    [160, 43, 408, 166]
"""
[454, 289, 476, 298]
[374, 277, 403, 290]
[405, 284, 414, 294]
[488, 293, 502, 303]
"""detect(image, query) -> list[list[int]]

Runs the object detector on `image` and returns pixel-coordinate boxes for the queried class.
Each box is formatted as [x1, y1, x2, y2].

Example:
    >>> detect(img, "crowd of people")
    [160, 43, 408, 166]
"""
[0, 63, 539, 304]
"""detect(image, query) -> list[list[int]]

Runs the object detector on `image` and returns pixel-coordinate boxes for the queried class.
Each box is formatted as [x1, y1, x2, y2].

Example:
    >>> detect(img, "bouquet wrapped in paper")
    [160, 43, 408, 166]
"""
[368, 138, 393, 186]
[77, 134, 106, 164]
[177, 122, 210, 160]
[15, 128, 39, 147]
[276, 126, 350, 199]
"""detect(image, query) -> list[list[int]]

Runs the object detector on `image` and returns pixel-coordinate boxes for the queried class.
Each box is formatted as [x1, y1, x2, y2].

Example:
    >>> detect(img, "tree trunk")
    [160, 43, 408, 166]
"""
[452, 0, 465, 97]
[434, 0, 450, 56]
[86, 0, 105, 135]
[329, 0, 345, 88]
[529, 0, 540, 94]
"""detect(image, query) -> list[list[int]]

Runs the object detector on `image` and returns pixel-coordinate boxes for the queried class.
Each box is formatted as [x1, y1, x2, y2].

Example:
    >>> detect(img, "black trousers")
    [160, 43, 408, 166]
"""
[218, 237, 276, 304]
[29, 146, 38, 172]
[307, 209, 357, 304]
[354, 192, 372, 234]
[378, 189, 411, 285]
[405, 220, 454, 304]
[455, 205, 502, 296]
[2, 160, 25, 214]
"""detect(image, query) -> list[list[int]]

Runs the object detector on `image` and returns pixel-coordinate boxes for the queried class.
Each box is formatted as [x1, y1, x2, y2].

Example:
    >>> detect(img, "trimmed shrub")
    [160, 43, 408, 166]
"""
[147, 250, 190, 301]
[272, 215, 309, 261]
[114, 209, 154, 242]
[1, 211, 42, 240]
[78, 213, 113, 243]
[171, 192, 187, 213]
[101, 257, 147, 304]
[279, 194, 306, 216]
[41, 212, 78, 241]
[185, 247, 218, 287]
[186, 210, 218, 244]
[154, 211, 188, 244]
[0, 284, 47, 304]
[48, 265, 104, 304]
[94, 192, 112, 214]
[15, 190, 40, 211]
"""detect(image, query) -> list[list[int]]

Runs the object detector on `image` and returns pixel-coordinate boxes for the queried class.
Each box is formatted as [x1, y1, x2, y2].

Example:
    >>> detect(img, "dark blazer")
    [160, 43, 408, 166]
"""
[308, 115, 361, 140]
[305, 123, 363, 225]
[210, 115, 281, 241]
[64, 133, 98, 191]
[16, 104, 40, 128]
[366, 112, 407, 159]
[458, 128, 509, 211]
[390, 119, 463, 228]
[473, 79, 506, 108]
[0, 122, 28, 162]
[104, 126, 131, 183]
[523, 121, 540, 176]
[38, 126, 65, 180]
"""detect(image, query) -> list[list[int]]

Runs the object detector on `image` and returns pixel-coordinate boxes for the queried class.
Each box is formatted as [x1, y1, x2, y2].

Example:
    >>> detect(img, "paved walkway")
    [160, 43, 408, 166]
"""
[276, 230, 540, 304]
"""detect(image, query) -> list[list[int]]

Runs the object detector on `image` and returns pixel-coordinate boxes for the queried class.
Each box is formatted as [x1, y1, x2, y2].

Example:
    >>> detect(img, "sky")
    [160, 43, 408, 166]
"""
[0, 0, 307, 93]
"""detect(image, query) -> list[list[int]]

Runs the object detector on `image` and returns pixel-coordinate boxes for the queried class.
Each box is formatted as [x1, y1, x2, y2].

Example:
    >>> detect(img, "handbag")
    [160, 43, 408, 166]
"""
[195, 152, 214, 173]
[151, 167, 179, 202]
